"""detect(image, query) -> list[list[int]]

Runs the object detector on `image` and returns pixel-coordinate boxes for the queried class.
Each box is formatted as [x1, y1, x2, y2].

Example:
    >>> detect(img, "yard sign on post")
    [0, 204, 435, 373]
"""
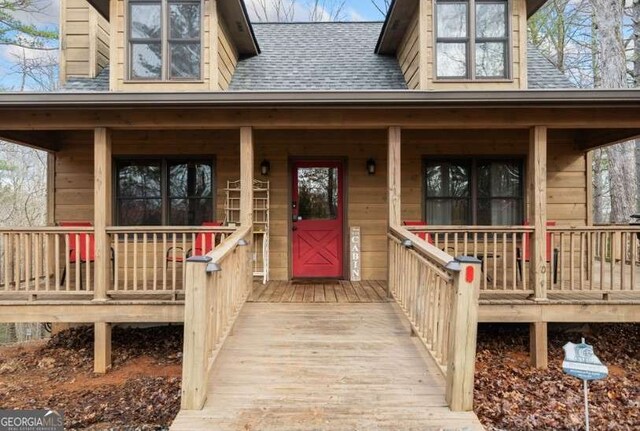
[562, 338, 608, 431]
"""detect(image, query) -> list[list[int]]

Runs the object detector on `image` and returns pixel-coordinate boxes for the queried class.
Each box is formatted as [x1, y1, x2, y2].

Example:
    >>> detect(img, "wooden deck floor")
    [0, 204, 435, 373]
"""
[250, 280, 388, 303]
[171, 302, 483, 431]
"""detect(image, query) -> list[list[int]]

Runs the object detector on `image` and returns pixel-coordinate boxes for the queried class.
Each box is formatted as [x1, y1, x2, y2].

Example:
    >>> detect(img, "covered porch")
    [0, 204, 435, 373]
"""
[0, 95, 639, 378]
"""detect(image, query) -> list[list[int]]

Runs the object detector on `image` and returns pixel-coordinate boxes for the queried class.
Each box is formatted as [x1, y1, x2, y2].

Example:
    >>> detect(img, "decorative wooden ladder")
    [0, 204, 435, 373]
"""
[224, 179, 269, 283]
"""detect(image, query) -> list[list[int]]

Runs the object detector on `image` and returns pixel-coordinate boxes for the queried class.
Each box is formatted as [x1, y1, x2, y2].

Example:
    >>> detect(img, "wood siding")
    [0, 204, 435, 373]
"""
[397, 12, 420, 90]
[59, 0, 110, 83]
[397, 0, 528, 90]
[217, 16, 239, 90]
[53, 129, 588, 282]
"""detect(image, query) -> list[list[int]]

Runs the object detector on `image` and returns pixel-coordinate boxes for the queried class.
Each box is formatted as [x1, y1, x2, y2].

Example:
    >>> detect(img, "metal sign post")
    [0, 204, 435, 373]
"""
[562, 337, 608, 431]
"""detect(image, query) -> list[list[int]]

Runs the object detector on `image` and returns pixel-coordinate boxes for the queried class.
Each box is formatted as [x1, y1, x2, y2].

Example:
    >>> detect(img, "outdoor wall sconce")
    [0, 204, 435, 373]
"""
[260, 159, 271, 176]
[366, 158, 376, 175]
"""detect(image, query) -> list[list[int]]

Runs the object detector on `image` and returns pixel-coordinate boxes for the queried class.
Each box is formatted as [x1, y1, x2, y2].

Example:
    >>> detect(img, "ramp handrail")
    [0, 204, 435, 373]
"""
[181, 225, 253, 410]
[388, 224, 481, 411]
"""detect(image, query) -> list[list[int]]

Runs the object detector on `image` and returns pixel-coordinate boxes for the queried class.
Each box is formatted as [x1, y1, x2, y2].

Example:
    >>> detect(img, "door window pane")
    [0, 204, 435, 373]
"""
[476, 3, 507, 38]
[436, 3, 468, 38]
[437, 43, 468, 78]
[297, 167, 339, 220]
[475, 42, 506, 78]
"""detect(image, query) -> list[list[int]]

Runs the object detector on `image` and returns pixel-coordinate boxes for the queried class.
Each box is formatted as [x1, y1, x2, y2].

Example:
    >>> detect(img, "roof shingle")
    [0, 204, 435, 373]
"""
[229, 22, 407, 91]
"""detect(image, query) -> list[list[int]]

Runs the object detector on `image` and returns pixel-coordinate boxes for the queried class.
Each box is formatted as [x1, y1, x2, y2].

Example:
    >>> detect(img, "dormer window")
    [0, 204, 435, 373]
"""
[435, 0, 509, 80]
[128, 0, 202, 80]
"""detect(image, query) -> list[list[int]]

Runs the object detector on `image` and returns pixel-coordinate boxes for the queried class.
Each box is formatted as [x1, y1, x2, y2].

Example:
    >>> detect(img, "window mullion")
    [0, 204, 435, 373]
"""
[469, 0, 475, 80]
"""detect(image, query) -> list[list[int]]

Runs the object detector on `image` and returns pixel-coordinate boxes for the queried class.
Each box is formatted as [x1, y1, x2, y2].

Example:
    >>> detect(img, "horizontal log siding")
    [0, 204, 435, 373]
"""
[397, 12, 420, 90]
[59, 0, 109, 83]
[217, 16, 239, 90]
[53, 129, 587, 281]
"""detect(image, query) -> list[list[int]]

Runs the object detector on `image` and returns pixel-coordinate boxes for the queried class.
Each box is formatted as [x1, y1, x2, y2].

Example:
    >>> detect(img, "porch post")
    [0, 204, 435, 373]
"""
[388, 126, 401, 227]
[528, 126, 548, 301]
[387, 127, 401, 298]
[240, 126, 254, 227]
[94, 127, 112, 301]
[240, 127, 254, 297]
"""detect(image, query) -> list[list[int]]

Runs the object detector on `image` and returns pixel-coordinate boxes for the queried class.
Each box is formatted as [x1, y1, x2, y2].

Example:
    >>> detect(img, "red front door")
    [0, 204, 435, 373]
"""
[292, 161, 344, 278]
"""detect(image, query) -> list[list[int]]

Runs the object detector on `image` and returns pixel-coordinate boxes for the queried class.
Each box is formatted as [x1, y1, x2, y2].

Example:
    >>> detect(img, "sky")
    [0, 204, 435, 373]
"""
[0, 0, 386, 90]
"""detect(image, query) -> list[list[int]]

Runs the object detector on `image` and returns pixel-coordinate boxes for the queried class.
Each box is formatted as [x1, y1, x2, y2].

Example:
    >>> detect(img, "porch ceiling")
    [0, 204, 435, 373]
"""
[2, 128, 637, 154]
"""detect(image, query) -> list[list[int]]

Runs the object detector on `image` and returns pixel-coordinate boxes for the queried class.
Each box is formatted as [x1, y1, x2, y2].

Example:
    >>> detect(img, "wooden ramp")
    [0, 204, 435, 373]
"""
[171, 303, 483, 430]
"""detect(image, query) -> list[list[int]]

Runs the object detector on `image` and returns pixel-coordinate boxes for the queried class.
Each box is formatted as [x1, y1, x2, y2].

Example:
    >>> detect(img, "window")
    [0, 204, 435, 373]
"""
[116, 159, 213, 225]
[128, 0, 202, 80]
[424, 158, 523, 225]
[435, 0, 509, 79]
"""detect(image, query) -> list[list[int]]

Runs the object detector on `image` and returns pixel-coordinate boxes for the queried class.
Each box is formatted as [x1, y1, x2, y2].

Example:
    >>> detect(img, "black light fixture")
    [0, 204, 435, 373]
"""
[366, 158, 376, 175]
[260, 159, 271, 176]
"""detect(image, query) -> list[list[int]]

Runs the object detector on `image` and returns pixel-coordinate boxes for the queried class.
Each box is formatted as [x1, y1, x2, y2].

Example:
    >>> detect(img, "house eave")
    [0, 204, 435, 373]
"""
[1, 90, 640, 109]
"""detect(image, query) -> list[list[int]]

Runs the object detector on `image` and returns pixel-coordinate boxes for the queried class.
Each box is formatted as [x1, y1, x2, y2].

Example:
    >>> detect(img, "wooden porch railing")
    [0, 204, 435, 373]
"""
[0, 226, 237, 300]
[388, 224, 481, 412]
[406, 225, 640, 296]
[0, 227, 96, 297]
[405, 226, 534, 294]
[181, 225, 253, 410]
[548, 226, 640, 294]
[106, 226, 236, 297]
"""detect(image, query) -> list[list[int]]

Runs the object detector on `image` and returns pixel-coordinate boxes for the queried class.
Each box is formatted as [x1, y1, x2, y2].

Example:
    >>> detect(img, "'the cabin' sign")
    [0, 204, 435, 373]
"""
[350, 226, 361, 281]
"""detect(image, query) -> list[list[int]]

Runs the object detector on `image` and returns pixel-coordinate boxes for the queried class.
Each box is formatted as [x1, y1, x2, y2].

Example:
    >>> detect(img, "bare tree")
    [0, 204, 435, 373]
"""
[369, 0, 391, 18]
[249, 0, 346, 22]
[590, 0, 638, 223]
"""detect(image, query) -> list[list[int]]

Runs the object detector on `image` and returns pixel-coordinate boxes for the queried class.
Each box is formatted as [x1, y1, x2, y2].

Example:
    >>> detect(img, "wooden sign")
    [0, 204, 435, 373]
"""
[350, 226, 361, 281]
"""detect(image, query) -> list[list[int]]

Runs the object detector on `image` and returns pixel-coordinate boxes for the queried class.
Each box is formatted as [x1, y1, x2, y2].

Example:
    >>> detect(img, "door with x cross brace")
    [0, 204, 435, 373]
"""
[291, 161, 344, 278]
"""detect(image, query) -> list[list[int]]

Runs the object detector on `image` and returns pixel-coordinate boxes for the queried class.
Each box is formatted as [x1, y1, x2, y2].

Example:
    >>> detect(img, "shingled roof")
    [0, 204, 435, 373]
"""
[63, 22, 574, 92]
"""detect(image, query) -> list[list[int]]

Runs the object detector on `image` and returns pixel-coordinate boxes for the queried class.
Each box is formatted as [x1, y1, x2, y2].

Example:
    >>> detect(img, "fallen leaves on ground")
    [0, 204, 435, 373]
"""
[2, 323, 638, 430]
[0, 325, 183, 430]
[474, 323, 640, 431]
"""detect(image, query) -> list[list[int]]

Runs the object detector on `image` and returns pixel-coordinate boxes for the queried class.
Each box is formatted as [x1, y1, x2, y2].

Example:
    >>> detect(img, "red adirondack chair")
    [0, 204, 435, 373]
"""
[166, 221, 224, 267]
[59, 221, 113, 288]
[517, 221, 558, 283]
[402, 220, 433, 244]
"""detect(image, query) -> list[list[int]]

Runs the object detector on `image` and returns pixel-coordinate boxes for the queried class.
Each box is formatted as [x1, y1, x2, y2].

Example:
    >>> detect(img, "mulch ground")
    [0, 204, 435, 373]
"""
[475, 323, 640, 430]
[0, 323, 638, 430]
[0, 325, 183, 430]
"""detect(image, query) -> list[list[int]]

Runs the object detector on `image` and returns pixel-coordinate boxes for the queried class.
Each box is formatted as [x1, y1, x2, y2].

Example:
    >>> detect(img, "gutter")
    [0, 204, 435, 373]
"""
[0, 90, 639, 109]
